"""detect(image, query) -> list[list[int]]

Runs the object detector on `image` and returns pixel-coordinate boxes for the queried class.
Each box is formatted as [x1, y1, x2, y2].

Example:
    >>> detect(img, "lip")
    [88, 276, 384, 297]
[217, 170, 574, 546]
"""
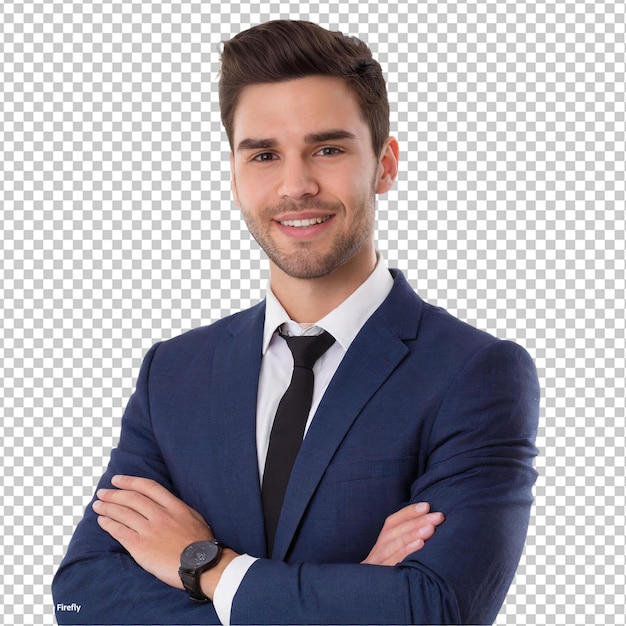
[274, 211, 334, 223]
[273, 212, 335, 239]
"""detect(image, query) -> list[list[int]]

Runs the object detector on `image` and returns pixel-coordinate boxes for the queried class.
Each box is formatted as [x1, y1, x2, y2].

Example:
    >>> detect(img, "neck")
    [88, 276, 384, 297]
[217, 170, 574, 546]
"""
[270, 245, 377, 324]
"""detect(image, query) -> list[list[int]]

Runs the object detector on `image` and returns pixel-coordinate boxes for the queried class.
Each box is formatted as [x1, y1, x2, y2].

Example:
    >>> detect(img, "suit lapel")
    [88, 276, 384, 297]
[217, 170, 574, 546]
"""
[272, 271, 423, 560]
[210, 303, 268, 557]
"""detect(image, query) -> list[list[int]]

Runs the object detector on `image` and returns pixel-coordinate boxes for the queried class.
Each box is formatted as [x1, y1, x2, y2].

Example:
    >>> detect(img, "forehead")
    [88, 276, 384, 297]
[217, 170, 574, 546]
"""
[231, 75, 370, 148]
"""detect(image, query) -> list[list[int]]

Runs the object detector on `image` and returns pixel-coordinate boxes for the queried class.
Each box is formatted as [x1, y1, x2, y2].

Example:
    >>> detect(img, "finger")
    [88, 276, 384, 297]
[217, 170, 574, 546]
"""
[395, 537, 426, 563]
[393, 511, 444, 534]
[367, 523, 420, 564]
[361, 504, 445, 566]
[380, 511, 444, 547]
[98, 477, 186, 518]
[391, 521, 434, 551]
[395, 514, 444, 547]
[381, 502, 430, 532]
[417, 523, 435, 540]
[388, 537, 426, 565]
[402, 502, 431, 519]
[423, 511, 445, 527]
[96, 512, 140, 547]
[365, 533, 427, 567]
[92, 498, 149, 531]
[110, 475, 179, 509]
[378, 515, 444, 562]
[381, 522, 441, 566]
[96, 487, 163, 520]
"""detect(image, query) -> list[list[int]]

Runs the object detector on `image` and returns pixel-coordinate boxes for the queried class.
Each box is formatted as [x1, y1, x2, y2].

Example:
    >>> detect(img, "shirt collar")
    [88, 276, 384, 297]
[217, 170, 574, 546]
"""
[262, 255, 394, 354]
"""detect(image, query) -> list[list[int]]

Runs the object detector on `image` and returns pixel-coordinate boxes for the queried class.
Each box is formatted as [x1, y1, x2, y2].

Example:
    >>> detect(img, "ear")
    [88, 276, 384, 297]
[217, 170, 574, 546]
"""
[375, 137, 400, 195]
[230, 152, 241, 206]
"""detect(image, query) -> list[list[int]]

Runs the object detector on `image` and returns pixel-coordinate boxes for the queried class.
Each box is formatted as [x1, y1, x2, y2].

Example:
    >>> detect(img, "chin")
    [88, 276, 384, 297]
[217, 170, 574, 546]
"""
[275, 262, 338, 281]
[265, 230, 374, 281]
[274, 251, 367, 281]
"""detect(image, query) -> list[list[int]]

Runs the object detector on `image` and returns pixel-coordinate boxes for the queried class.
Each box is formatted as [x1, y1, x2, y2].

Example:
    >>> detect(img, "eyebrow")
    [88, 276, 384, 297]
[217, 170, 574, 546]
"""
[304, 129, 358, 144]
[236, 138, 277, 152]
[236, 129, 358, 153]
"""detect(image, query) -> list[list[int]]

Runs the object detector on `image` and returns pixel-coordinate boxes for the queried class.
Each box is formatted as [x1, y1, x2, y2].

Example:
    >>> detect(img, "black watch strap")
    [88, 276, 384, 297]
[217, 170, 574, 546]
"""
[179, 567, 212, 603]
[179, 540, 224, 603]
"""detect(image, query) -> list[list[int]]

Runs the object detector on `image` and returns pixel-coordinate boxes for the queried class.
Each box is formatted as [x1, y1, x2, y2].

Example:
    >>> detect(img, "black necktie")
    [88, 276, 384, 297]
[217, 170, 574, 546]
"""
[262, 330, 335, 556]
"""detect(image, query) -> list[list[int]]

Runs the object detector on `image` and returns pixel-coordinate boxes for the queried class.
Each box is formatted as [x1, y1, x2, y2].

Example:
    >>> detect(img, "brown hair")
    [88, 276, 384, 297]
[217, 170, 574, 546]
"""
[219, 20, 390, 156]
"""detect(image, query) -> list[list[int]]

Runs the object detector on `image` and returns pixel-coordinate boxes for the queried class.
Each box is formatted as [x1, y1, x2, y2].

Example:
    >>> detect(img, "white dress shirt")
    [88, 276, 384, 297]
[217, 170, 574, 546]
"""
[213, 256, 394, 625]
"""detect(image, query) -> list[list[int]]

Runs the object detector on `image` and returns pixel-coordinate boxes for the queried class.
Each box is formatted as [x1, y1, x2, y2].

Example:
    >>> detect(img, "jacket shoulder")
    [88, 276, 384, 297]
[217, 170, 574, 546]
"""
[148, 301, 265, 362]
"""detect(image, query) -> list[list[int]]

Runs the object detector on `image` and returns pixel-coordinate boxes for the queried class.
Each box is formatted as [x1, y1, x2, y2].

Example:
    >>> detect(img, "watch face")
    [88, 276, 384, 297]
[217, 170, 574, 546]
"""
[181, 541, 219, 569]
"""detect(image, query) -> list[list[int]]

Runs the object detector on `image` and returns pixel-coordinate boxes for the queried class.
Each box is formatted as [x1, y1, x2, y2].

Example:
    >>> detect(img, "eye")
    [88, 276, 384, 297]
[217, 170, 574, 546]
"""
[252, 152, 277, 162]
[315, 146, 343, 157]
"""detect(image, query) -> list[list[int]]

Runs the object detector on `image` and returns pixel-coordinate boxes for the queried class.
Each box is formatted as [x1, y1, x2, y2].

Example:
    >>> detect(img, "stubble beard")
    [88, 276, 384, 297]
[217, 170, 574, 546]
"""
[241, 192, 376, 281]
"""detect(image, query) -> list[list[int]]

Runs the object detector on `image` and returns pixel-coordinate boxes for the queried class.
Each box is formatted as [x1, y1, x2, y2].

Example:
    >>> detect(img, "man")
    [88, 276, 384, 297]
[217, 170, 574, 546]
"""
[53, 20, 539, 625]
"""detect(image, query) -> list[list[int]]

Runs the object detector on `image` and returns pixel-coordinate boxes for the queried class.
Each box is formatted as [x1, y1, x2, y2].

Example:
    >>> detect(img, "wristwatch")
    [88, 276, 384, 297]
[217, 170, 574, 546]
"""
[179, 540, 224, 603]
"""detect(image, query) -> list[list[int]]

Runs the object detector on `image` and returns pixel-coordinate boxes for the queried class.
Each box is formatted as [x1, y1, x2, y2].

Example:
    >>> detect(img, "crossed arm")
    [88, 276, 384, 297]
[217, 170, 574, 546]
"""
[93, 474, 444, 600]
[54, 336, 539, 624]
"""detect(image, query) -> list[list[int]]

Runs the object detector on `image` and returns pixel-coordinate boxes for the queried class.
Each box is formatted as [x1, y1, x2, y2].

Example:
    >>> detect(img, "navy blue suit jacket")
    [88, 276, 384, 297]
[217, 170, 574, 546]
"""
[53, 270, 539, 625]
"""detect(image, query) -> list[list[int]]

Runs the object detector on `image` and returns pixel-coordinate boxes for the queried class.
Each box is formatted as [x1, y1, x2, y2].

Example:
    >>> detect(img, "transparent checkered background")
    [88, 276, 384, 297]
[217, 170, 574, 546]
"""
[1, 1, 624, 624]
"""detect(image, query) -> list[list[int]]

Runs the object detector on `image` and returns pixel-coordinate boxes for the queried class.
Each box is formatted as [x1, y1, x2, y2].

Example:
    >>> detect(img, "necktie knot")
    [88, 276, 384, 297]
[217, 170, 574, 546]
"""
[280, 330, 335, 370]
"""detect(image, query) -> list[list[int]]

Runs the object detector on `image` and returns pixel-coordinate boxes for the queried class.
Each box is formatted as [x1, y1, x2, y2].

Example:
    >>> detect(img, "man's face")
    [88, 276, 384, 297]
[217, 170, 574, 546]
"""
[230, 75, 397, 281]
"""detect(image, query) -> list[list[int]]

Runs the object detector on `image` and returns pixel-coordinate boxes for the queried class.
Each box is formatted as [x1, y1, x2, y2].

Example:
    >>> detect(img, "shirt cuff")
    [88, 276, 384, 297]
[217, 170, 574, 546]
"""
[212, 553, 258, 626]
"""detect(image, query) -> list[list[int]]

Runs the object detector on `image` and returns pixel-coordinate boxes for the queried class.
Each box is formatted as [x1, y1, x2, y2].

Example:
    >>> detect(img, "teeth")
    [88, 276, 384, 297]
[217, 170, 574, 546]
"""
[280, 215, 331, 228]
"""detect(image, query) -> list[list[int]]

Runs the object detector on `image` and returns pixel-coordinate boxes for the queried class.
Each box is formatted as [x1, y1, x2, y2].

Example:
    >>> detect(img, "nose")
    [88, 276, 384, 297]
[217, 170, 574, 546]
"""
[277, 157, 319, 200]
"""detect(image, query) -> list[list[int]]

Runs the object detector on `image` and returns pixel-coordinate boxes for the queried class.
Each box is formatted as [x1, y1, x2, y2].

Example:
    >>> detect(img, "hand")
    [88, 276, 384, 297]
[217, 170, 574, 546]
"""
[93, 475, 214, 589]
[361, 502, 444, 566]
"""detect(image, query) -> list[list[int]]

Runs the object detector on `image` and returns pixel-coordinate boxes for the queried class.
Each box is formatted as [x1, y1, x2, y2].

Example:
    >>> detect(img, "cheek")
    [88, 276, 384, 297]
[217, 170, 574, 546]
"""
[346, 177, 376, 213]
[234, 168, 274, 207]
[328, 174, 367, 205]
[233, 183, 257, 211]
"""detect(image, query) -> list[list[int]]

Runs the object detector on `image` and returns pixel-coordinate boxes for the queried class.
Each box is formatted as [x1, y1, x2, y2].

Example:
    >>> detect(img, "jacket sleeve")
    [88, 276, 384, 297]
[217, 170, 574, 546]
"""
[54, 338, 539, 625]
[229, 339, 540, 625]
[51, 343, 221, 625]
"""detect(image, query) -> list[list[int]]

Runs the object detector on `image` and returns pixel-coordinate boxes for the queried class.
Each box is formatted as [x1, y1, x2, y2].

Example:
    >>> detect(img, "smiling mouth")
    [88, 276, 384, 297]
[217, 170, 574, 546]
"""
[279, 215, 332, 228]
